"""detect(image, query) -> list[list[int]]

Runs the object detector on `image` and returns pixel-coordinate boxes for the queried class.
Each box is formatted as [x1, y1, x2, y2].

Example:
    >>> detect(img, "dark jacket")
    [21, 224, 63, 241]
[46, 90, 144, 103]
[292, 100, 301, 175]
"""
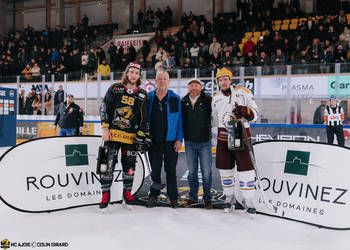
[181, 90, 211, 142]
[148, 89, 183, 142]
[54, 102, 84, 129]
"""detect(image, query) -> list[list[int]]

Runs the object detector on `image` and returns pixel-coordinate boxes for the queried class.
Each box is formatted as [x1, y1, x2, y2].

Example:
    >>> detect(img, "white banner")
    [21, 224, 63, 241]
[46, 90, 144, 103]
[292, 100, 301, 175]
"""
[114, 33, 155, 51]
[258, 76, 328, 98]
[253, 141, 350, 229]
[0, 136, 145, 212]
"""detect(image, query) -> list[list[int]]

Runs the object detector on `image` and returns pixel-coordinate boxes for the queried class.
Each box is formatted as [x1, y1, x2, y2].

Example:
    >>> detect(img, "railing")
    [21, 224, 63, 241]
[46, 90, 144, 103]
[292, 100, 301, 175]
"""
[1, 62, 349, 124]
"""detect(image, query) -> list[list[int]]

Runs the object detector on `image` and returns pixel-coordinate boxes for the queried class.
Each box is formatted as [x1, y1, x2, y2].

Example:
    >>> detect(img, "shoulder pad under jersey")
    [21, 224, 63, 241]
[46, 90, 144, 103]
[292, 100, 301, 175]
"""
[236, 86, 252, 95]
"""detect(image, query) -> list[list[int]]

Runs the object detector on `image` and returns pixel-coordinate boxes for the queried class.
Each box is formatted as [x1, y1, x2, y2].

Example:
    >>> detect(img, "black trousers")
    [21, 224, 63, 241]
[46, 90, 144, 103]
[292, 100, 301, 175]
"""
[148, 141, 179, 200]
[100, 141, 137, 193]
[326, 125, 345, 147]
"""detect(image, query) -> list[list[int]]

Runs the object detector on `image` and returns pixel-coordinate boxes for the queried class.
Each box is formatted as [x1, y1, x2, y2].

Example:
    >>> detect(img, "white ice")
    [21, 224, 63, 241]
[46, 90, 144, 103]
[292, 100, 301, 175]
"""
[0, 147, 349, 250]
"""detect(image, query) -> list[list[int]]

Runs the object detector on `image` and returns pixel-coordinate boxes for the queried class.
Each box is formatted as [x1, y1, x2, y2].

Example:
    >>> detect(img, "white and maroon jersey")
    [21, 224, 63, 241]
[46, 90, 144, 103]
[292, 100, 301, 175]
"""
[212, 85, 259, 129]
[324, 104, 344, 126]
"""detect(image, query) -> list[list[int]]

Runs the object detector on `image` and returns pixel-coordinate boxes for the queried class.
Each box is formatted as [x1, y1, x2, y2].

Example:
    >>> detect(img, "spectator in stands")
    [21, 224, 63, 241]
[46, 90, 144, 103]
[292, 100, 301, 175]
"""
[209, 37, 221, 56]
[81, 50, 88, 76]
[32, 93, 42, 115]
[256, 51, 270, 75]
[243, 36, 256, 56]
[233, 51, 244, 68]
[97, 59, 111, 80]
[210, 52, 221, 70]
[96, 47, 106, 64]
[341, 26, 350, 47]
[316, 25, 328, 43]
[87, 48, 97, 75]
[245, 51, 255, 67]
[128, 45, 136, 62]
[164, 6, 173, 27]
[155, 30, 163, 49]
[198, 41, 209, 63]
[327, 25, 338, 44]
[179, 41, 191, 67]
[51, 47, 59, 65]
[163, 52, 176, 70]
[82, 14, 89, 28]
[44, 92, 52, 115]
[190, 42, 199, 67]
[54, 85, 64, 115]
[22, 64, 32, 81]
[155, 58, 163, 72]
[294, 50, 311, 74]
[18, 88, 26, 115]
[70, 49, 81, 80]
[222, 51, 233, 67]
[271, 49, 286, 75]
[31, 63, 41, 82]
[333, 44, 347, 63]
[337, 34, 349, 50]
[156, 47, 167, 62]
[141, 41, 150, 68]
[25, 88, 36, 115]
[320, 46, 333, 73]
[309, 38, 322, 64]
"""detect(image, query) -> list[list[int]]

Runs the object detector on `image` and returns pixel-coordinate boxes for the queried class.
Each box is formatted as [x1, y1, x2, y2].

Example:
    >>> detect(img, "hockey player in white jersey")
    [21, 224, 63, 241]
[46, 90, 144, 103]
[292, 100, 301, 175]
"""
[212, 68, 259, 214]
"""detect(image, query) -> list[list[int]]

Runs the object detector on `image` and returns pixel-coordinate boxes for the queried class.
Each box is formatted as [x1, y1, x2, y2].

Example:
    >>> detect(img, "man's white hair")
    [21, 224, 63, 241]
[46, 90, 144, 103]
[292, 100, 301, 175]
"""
[156, 70, 169, 80]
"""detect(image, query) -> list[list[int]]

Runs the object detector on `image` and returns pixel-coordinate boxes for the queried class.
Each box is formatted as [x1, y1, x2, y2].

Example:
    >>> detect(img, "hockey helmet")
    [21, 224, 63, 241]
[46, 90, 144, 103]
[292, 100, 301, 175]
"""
[125, 62, 141, 73]
[329, 95, 337, 101]
[216, 68, 233, 80]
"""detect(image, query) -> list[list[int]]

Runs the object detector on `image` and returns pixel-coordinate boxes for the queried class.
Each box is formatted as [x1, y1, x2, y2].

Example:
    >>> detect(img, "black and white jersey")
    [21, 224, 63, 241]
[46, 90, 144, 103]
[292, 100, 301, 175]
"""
[324, 105, 344, 126]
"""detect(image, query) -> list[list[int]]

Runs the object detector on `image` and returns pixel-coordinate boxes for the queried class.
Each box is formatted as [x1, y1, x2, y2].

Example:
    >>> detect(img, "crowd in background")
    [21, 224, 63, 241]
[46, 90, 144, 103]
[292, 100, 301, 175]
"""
[2, 0, 350, 82]
[0, 15, 117, 83]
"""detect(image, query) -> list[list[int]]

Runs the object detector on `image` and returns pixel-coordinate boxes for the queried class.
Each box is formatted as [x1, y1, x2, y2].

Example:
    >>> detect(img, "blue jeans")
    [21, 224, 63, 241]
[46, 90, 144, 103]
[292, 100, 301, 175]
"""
[185, 140, 212, 202]
[58, 128, 76, 136]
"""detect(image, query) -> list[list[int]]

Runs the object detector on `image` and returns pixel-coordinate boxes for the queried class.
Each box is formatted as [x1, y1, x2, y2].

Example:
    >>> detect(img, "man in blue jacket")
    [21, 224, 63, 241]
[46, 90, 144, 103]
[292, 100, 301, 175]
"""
[146, 70, 183, 208]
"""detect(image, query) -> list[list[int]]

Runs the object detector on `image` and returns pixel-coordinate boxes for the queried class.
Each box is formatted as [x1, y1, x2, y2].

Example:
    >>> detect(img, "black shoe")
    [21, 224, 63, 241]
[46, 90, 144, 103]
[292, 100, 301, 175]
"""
[247, 207, 256, 214]
[170, 200, 179, 209]
[146, 196, 157, 208]
[204, 201, 213, 209]
[235, 202, 245, 210]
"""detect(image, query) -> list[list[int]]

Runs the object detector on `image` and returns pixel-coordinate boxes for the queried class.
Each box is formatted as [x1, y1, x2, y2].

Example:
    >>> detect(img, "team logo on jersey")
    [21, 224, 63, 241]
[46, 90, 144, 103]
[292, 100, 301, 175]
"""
[113, 106, 133, 128]
[1, 239, 10, 250]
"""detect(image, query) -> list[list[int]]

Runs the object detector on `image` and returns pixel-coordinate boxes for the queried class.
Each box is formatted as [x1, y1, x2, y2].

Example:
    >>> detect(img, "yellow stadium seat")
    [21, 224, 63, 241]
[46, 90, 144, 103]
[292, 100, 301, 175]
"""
[245, 32, 253, 38]
[273, 20, 281, 25]
[299, 17, 307, 23]
[261, 31, 266, 36]
[251, 37, 258, 44]
[281, 24, 288, 30]
[241, 38, 248, 44]
[289, 24, 297, 30]
[282, 19, 290, 25]
[238, 43, 243, 51]
[272, 25, 280, 31]
[291, 18, 298, 24]
[253, 31, 261, 37]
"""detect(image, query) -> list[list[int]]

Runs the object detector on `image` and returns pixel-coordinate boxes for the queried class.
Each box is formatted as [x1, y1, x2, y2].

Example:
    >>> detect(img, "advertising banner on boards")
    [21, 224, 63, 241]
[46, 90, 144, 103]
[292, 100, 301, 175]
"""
[0, 87, 17, 147]
[0, 136, 145, 212]
[253, 141, 350, 229]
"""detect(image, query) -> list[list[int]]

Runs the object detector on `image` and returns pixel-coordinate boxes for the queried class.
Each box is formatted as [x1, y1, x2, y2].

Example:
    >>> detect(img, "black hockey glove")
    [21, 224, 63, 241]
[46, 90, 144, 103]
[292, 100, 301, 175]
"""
[134, 131, 152, 152]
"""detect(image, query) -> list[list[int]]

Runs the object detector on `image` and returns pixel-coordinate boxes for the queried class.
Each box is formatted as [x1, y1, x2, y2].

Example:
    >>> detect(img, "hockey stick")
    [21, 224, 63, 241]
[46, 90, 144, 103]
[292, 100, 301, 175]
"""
[239, 119, 278, 214]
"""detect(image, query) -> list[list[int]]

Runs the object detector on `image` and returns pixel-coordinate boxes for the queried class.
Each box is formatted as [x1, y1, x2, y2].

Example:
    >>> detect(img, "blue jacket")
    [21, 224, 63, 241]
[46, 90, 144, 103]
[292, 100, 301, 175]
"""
[148, 89, 183, 142]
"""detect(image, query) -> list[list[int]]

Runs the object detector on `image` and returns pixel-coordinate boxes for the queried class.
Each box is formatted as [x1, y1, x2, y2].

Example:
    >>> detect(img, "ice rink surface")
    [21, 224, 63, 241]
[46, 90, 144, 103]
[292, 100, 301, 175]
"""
[1, 197, 349, 250]
[0, 146, 349, 250]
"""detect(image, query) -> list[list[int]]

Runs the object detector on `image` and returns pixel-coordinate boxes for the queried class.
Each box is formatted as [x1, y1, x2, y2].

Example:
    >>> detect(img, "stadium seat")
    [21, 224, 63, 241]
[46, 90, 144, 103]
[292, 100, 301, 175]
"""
[281, 24, 289, 30]
[289, 23, 297, 30]
[245, 32, 253, 38]
[253, 31, 261, 37]
[241, 38, 248, 44]
[291, 19, 298, 24]
[299, 17, 307, 23]
[273, 20, 281, 26]
[282, 19, 290, 25]
[251, 37, 258, 44]
[273, 25, 280, 31]
[261, 30, 266, 36]
[238, 43, 243, 51]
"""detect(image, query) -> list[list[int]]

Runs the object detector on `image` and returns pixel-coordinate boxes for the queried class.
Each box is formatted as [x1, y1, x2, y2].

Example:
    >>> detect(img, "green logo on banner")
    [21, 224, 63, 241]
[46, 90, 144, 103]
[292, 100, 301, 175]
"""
[65, 144, 89, 166]
[284, 150, 310, 176]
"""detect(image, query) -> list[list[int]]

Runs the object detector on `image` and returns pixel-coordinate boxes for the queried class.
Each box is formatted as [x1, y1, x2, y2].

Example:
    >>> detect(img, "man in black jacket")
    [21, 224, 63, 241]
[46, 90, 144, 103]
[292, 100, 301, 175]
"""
[181, 78, 213, 209]
[54, 94, 84, 136]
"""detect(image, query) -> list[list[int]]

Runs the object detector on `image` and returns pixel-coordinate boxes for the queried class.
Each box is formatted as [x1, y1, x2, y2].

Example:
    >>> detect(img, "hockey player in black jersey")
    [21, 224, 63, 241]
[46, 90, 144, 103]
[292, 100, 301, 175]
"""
[98, 62, 151, 210]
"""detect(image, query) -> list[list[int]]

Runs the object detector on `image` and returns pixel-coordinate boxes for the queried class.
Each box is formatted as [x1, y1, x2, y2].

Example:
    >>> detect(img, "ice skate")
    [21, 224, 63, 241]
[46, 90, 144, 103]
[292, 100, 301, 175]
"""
[122, 190, 134, 210]
[99, 192, 110, 213]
